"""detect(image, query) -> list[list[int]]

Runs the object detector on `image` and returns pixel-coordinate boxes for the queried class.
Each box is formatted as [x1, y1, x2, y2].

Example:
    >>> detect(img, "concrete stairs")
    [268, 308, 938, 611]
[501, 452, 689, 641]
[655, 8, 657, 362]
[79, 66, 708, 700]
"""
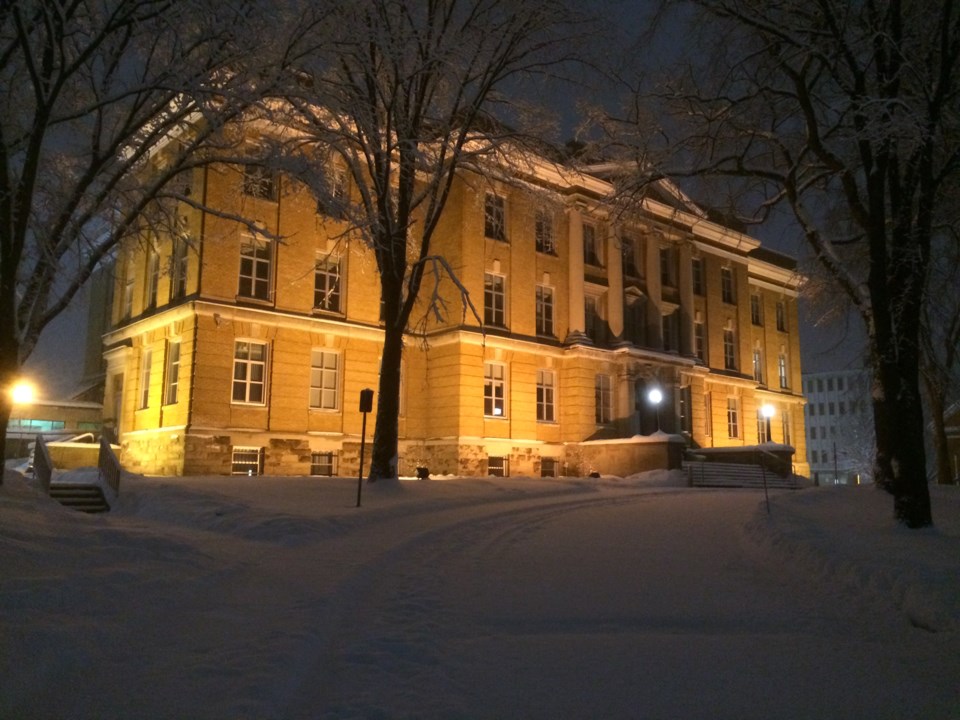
[49, 483, 110, 513]
[684, 461, 801, 490]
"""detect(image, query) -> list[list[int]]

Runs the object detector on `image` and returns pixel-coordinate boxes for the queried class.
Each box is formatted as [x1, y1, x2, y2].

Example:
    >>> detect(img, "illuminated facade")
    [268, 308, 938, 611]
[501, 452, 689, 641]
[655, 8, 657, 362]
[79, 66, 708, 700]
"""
[102, 148, 808, 477]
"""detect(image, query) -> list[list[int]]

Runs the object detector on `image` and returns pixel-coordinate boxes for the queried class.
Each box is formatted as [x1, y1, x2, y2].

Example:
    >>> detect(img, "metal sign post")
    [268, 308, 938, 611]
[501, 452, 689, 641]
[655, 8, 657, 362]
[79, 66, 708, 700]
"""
[356, 388, 374, 508]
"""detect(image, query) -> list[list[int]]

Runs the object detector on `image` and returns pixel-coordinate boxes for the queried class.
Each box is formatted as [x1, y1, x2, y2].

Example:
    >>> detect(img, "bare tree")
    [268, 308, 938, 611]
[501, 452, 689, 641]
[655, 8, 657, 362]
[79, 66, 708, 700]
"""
[606, 0, 959, 527]
[275, 0, 586, 481]
[0, 0, 296, 472]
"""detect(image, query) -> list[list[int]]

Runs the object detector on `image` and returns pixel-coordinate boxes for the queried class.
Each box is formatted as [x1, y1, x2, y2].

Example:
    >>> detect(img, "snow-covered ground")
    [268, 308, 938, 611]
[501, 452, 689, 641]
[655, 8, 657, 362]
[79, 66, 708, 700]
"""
[2, 466, 958, 719]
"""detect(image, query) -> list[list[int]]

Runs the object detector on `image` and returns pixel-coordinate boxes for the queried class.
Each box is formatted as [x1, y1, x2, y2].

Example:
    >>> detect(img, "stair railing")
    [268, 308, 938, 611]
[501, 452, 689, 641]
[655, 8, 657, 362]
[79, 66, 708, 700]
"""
[98, 435, 121, 495]
[34, 434, 53, 494]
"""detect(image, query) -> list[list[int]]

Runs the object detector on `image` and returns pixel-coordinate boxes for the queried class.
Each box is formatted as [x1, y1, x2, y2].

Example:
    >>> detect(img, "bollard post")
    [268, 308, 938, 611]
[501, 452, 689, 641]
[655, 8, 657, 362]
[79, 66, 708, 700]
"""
[356, 388, 374, 508]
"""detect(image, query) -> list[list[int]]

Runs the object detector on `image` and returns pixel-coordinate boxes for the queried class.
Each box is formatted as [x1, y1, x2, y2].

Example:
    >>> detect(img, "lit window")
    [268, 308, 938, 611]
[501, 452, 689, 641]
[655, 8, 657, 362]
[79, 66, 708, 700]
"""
[757, 409, 769, 443]
[314, 255, 342, 313]
[310, 349, 340, 410]
[537, 369, 556, 422]
[727, 397, 740, 438]
[232, 341, 267, 404]
[778, 354, 789, 388]
[231, 446, 263, 475]
[721, 267, 736, 304]
[595, 374, 613, 424]
[484, 193, 506, 241]
[753, 348, 764, 383]
[164, 340, 180, 405]
[484, 272, 506, 327]
[536, 285, 554, 336]
[535, 210, 555, 254]
[122, 255, 135, 319]
[238, 236, 271, 301]
[484, 363, 506, 417]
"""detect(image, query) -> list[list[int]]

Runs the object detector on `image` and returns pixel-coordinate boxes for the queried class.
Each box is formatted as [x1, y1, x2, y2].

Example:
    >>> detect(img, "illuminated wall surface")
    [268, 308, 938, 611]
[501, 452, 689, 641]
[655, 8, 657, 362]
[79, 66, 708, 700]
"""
[101, 147, 808, 478]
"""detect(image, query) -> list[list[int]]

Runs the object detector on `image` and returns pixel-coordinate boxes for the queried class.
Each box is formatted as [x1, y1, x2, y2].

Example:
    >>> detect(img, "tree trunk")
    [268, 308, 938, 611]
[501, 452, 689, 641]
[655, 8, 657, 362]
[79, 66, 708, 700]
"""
[922, 369, 953, 485]
[368, 319, 404, 481]
[0, 345, 16, 485]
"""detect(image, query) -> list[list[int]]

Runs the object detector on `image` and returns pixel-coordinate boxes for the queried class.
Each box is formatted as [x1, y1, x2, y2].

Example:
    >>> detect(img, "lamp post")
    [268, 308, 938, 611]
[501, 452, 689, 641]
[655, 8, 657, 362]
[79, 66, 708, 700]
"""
[761, 403, 775, 444]
[648, 388, 663, 433]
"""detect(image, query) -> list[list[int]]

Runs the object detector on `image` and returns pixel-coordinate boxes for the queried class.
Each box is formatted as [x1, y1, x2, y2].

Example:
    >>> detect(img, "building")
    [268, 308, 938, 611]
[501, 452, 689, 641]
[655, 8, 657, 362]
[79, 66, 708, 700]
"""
[100, 141, 808, 478]
[802, 369, 873, 484]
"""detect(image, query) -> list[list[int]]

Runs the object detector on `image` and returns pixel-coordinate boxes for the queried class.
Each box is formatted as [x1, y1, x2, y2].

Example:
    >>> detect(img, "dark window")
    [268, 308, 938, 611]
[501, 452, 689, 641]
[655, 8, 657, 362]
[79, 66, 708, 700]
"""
[484, 193, 506, 241]
[242, 164, 277, 200]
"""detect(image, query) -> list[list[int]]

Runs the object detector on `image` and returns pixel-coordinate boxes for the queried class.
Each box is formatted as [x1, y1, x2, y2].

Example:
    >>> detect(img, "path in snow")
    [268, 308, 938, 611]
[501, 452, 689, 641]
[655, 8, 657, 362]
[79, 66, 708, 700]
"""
[280, 487, 960, 719]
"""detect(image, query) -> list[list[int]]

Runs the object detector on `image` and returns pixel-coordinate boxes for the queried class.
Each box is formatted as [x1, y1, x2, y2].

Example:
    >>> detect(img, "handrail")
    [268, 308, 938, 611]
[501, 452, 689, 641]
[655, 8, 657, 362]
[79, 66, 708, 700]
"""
[97, 436, 122, 495]
[34, 434, 53, 494]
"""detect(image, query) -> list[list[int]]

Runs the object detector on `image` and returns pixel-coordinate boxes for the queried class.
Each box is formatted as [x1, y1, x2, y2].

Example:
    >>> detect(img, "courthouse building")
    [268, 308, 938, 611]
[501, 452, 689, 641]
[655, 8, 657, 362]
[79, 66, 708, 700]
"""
[101, 141, 808, 478]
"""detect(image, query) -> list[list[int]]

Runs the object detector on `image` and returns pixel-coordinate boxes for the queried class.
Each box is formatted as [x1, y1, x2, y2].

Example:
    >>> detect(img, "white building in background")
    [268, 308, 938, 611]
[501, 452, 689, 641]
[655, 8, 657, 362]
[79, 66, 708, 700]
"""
[803, 369, 874, 484]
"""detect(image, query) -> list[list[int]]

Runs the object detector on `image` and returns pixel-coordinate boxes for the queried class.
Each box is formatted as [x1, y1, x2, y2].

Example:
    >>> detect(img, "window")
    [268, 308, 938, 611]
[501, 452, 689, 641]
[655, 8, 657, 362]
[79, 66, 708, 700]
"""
[721, 267, 736, 304]
[171, 237, 188, 300]
[692, 258, 705, 295]
[727, 397, 740, 438]
[122, 256, 135, 319]
[753, 348, 764, 383]
[810, 426, 817, 440]
[484, 272, 506, 327]
[818, 402, 825, 414]
[625, 296, 646, 346]
[484, 362, 506, 417]
[694, 319, 706, 362]
[232, 341, 267, 404]
[809, 404, 816, 416]
[757, 409, 769, 443]
[837, 377, 845, 391]
[585, 295, 604, 344]
[595, 374, 613, 424]
[817, 379, 824, 392]
[314, 254, 342, 313]
[828, 402, 835, 415]
[622, 236, 642, 277]
[828, 378, 834, 391]
[318, 168, 348, 218]
[776, 301, 787, 332]
[535, 210, 555, 254]
[750, 293, 762, 325]
[488, 456, 509, 477]
[164, 340, 181, 405]
[537, 369, 556, 422]
[782, 407, 792, 445]
[536, 285, 554, 336]
[839, 401, 846, 415]
[238, 236, 271, 301]
[660, 247, 677, 287]
[484, 193, 506, 241]
[723, 328, 737, 370]
[310, 349, 340, 410]
[144, 242, 160, 310]
[242, 163, 277, 200]
[679, 385, 693, 433]
[583, 223, 601, 266]
[541, 457, 558, 478]
[231, 446, 264, 475]
[662, 310, 678, 352]
[138, 349, 152, 409]
[310, 451, 338, 476]
[778, 354, 789, 388]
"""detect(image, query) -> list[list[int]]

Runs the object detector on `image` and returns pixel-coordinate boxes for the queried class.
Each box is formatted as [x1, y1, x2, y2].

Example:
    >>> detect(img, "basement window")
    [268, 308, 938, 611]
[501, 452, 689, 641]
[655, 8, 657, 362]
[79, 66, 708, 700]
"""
[488, 456, 509, 478]
[310, 451, 338, 477]
[231, 446, 264, 476]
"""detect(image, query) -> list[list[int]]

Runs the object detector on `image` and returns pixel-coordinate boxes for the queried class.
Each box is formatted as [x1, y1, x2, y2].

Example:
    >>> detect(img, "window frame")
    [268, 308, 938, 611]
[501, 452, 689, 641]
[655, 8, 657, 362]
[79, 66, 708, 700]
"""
[727, 397, 740, 438]
[310, 451, 338, 477]
[309, 348, 341, 411]
[776, 301, 787, 332]
[692, 258, 705, 296]
[484, 192, 507, 241]
[232, 340, 268, 405]
[583, 223, 602, 266]
[138, 348, 152, 410]
[750, 293, 763, 325]
[484, 362, 507, 418]
[721, 267, 736, 304]
[163, 340, 181, 406]
[314, 253, 343, 314]
[144, 241, 160, 311]
[242, 163, 278, 201]
[536, 369, 556, 423]
[595, 373, 613, 425]
[753, 347, 764, 383]
[778, 353, 789, 389]
[484, 272, 507, 328]
[535, 210, 555, 254]
[170, 236, 188, 301]
[723, 328, 737, 370]
[535, 284, 554, 337]
[238, 235, 272, 301]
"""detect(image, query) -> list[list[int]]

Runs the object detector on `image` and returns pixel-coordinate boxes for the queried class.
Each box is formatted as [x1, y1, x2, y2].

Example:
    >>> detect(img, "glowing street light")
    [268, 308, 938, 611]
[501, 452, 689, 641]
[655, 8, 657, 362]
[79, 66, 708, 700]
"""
[11, 381, 36, 405]
[648, 387, 663, 432]
[761, 403, 776, 443]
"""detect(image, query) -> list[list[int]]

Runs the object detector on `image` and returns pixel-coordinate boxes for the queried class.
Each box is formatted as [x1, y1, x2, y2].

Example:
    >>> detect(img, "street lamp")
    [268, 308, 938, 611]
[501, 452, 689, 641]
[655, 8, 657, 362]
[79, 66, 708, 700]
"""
[648, 387, 663, 433]
[761, 403, 775, 444]
[9, 380, 37, 457]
